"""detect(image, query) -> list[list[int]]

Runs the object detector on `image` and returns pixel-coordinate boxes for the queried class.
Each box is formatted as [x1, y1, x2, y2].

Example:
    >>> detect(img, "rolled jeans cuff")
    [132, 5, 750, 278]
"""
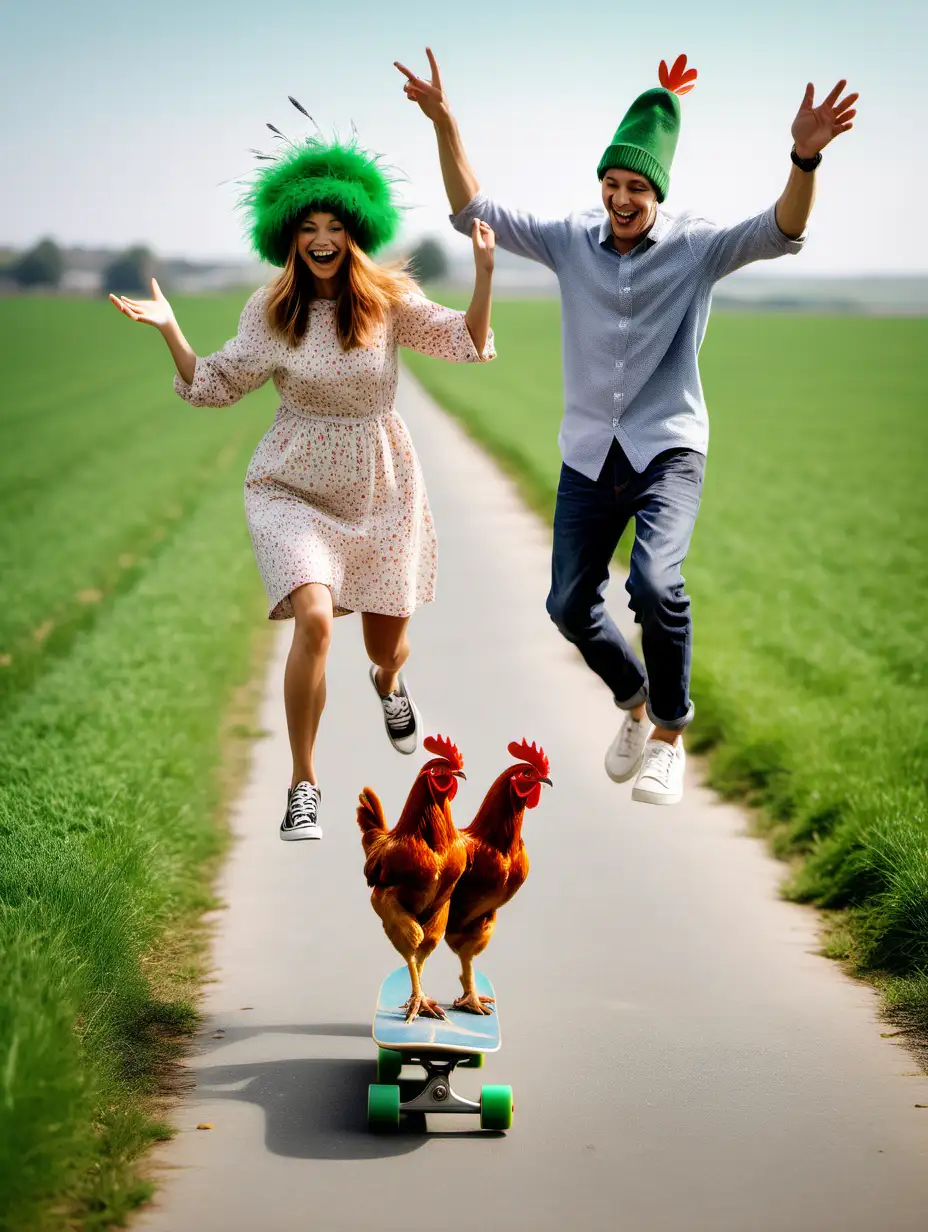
[646, 699, 695, 732]
[615, 685, 648, 711]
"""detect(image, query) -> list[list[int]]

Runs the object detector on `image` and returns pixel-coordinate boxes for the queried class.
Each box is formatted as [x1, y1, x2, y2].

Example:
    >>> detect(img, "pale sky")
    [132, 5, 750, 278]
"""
[1, 0, 924, 275]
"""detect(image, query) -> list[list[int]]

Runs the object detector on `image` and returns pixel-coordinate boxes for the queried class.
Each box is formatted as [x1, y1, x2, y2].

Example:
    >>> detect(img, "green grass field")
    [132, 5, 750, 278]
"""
[405, 302, 928, 1038]
[3, 290, 925, 1224]
[0, 295, 273, 1228]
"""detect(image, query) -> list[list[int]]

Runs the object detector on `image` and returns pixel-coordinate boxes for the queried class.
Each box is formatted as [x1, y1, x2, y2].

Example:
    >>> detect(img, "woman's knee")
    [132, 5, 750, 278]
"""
[362, 616, 409, 674]
[291, 589, 333, 656]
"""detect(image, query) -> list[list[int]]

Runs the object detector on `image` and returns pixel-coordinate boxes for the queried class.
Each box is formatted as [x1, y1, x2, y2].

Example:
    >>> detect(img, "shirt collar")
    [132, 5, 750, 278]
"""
[598, 206, 671, 250]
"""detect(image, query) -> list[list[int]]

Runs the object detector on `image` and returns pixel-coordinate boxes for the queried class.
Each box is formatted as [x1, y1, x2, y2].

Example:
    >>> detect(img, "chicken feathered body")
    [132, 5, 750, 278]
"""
[446, 741, 551, 1014]
[356, 737, 467, 1021]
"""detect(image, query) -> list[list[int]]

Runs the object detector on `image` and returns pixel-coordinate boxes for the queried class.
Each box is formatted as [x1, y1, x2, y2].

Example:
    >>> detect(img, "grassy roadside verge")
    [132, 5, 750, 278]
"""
[1, 295, 273, 1228]
[404, 300, 928, 1050]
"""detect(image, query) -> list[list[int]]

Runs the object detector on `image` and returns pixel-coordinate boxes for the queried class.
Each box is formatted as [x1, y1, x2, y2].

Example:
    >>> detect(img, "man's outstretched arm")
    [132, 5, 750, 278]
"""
[776, 78, 858, 238]
[395, 47, 478, 214]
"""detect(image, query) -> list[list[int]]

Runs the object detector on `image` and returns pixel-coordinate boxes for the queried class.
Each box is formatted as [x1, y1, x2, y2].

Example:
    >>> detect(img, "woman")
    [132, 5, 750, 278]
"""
[110, 123, 496, 843]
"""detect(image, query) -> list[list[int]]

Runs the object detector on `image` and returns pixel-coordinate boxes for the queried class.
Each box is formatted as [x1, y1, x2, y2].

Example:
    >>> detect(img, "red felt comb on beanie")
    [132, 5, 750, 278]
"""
[659, 54, 698, 96]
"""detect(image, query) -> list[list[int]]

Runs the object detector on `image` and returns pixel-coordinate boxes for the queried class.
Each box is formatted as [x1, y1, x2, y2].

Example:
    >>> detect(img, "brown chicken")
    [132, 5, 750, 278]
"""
[445, 740, 552, 1014]
[356, 734, 468, 1022]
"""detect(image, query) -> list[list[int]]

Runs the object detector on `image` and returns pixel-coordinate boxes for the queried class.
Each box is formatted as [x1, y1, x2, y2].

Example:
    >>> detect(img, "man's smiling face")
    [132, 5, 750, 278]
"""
[600, 168, 658, 251]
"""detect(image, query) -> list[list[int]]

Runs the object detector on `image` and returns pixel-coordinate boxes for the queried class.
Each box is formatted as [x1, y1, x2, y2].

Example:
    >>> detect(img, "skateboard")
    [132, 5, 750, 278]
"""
[368, 965, 513, 1131]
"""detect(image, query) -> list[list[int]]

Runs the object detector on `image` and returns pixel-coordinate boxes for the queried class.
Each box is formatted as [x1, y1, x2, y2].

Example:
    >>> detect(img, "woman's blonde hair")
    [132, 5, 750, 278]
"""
[266, 218, 417, 350]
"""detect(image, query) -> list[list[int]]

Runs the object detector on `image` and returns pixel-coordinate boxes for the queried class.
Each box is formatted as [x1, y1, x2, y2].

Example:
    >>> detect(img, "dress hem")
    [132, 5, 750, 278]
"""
[267, 579, 435, 622]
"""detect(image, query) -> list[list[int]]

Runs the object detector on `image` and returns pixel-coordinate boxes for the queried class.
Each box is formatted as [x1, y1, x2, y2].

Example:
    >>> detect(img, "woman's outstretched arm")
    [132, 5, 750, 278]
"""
[109, 278, 196, 384]
[464, 219, 495, 358]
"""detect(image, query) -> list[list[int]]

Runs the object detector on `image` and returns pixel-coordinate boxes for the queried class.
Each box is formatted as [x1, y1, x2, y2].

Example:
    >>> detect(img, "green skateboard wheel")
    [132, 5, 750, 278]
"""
[459, 1052, 485, 1069]
[479, 1084, 513, 1130]
[368, 1083, 400, 1130]
[376, 1047, 403, 1083]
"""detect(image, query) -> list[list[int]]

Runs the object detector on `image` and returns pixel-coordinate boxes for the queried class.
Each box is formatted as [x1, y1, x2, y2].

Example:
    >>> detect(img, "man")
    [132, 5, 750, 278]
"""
[396, 50, 857, 805]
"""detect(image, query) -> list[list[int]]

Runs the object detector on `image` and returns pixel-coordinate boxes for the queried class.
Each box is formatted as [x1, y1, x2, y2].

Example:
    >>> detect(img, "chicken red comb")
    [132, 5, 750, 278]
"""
[658, 54, 698, 97]
[507, 739, 550, 778]
[423, 734, 464, 772]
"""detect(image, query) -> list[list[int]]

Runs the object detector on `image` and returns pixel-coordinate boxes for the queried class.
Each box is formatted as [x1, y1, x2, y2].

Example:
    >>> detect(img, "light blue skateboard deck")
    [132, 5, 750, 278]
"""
[372, 966, 500, 1054]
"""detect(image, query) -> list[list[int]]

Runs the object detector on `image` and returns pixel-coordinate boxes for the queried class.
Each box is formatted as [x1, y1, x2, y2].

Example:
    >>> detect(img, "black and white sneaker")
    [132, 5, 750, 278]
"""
[369, 665, 421, 755]
[279, 781, 323, 841]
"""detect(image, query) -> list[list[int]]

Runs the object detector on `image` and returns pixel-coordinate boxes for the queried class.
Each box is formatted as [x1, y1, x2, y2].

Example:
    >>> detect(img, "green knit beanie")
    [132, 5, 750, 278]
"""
[240, 104, 402, 266]
[596, 56, 698, 202]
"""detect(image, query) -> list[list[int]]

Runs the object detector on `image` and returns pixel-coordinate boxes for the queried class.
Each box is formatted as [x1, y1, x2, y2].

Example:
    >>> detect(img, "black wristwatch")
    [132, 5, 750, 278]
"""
[790, 145, 822, 173]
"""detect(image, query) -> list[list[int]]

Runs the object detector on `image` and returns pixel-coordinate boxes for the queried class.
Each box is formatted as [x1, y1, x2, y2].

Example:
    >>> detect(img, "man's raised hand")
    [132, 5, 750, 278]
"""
[791, 80, 858, 158]
[395, 47, 448, 123]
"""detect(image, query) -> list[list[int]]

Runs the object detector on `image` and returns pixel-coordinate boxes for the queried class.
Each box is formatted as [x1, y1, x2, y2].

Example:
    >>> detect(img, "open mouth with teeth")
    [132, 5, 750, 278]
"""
[308, 249, 339, 265]
[611, 207, 639, 227]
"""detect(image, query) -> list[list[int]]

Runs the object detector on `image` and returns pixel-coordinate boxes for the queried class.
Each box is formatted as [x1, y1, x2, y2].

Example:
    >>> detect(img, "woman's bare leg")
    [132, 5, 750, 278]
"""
[285, 584, 334, 785]
[362, 613, 411, 696]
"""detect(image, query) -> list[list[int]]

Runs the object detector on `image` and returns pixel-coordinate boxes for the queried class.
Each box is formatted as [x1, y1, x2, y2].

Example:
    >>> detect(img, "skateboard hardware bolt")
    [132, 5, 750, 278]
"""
[433, 1084, 449, 1101]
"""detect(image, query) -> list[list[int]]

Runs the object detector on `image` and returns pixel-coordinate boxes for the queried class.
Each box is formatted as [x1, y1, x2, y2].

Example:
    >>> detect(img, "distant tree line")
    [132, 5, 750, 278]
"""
[5, 235, 452, 292]
[6, 238, 156, 293]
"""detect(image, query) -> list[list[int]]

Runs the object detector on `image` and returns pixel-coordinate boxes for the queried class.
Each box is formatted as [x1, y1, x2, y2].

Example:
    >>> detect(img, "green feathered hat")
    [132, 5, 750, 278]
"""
[596, 55, 698, 201]
[241, 99, 402, 266]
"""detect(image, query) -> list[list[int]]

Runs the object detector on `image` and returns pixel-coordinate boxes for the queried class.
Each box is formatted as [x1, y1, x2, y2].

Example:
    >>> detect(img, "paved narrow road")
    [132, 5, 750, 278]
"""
[139, 371, 928, 1232]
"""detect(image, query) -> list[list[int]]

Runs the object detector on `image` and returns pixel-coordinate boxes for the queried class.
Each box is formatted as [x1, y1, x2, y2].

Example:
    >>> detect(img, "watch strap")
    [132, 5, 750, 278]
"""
[791, 145, 822, 173]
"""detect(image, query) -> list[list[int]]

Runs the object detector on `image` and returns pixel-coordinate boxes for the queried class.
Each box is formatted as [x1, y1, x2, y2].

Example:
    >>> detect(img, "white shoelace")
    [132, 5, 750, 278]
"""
[641, 742, 677, 787]
[289, 783, 319, 826]
[382, 692, 413, 733]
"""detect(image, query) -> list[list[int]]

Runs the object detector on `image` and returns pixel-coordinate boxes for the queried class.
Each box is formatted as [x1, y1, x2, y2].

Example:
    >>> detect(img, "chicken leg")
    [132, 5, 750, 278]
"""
[453, 953, 495, 1016]
[403, 958, 446, 1023]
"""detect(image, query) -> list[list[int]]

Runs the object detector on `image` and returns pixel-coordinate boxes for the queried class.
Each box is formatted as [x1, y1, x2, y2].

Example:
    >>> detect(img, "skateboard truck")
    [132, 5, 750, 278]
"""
[394, 1056, 479, 1116]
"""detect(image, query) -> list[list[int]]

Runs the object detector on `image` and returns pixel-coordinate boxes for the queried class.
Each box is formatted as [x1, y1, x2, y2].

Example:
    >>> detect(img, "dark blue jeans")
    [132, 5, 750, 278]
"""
[546, 440, 705, 731]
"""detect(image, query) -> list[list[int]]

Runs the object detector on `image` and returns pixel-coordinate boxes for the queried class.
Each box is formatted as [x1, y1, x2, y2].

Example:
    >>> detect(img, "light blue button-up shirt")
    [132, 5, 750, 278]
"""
[451, 195, 804, 479]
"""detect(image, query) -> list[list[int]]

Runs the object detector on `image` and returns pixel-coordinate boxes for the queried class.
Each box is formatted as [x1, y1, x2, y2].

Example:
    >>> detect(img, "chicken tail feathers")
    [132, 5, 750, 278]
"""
[357, 786, 388, 843]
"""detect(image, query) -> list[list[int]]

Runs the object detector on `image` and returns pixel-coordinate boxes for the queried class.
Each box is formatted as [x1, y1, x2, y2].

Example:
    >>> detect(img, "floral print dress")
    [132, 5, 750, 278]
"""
[174, 287, 495, 619]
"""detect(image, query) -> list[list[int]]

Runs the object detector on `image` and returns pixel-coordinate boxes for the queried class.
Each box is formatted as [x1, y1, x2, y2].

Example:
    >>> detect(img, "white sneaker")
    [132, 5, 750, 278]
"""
[605, 713, 654, 782]
[631, 740, 685, 806]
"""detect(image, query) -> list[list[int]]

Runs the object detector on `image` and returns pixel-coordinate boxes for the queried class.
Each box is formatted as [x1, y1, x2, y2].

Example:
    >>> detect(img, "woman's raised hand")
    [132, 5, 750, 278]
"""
[109, 277, 176, 330]
[472, 219, 496, 274]
[394, 47, 449, 123]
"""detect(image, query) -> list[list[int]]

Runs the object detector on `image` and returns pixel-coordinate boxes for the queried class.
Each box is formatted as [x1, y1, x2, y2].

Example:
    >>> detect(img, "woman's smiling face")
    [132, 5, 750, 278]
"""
[297, 212, 349, 283]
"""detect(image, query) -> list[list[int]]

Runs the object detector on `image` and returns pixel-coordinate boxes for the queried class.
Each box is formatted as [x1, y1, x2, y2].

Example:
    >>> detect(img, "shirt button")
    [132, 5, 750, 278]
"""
[612, 418, 619, 428]
[615, 360, 624, 370]
[623, 286, 631, 293]
[619, 318, 628, 330]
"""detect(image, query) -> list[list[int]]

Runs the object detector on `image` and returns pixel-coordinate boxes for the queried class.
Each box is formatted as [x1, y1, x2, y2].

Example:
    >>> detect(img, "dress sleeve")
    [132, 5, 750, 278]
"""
[687, 204, 805, 283]
[450, 192, 569, 273]
[173, 288, 278, 407]
[392, 293, 496, 363]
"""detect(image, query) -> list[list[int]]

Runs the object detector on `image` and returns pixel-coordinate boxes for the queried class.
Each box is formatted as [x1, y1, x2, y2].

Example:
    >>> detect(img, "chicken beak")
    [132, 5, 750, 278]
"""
[539, 777, 553, 787]
[454, 770, 467, 781]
